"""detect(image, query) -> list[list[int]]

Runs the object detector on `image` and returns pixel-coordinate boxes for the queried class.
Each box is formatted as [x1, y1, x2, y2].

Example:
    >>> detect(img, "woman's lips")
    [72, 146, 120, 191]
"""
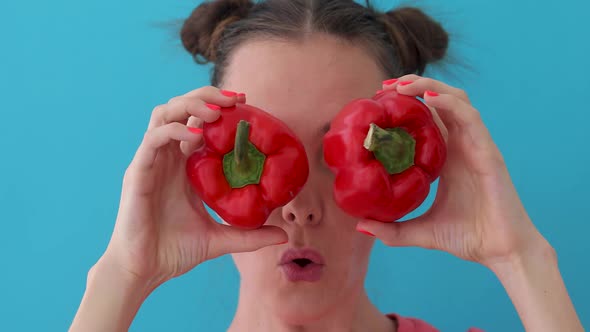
[279, 248, 325, 282]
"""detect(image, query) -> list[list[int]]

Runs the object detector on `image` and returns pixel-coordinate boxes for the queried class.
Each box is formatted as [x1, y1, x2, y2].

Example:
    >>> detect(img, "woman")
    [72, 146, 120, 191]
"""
[69, 0, 584, 331]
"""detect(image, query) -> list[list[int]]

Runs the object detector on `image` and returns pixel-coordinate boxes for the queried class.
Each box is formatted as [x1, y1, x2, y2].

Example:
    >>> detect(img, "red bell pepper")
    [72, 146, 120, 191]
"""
[323, 90, 446, 222]
[186, 103, 309, 229]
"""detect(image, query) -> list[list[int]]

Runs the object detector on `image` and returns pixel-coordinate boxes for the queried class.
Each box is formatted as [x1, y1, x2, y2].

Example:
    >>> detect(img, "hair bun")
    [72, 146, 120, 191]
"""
[181, 0, 254, 64]
[382, 7, 449, 75]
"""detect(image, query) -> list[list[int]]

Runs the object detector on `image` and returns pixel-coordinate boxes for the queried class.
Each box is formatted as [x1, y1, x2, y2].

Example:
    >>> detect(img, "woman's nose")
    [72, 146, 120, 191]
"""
[281, 189, 322, 226]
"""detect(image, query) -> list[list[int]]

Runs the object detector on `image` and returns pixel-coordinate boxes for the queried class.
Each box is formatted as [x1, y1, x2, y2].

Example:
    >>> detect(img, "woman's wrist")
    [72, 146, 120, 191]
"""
[486, 229, 554, 274]
[69, 258, 161, 332]
[89, 255, 164, 295]
[487, 235, 583, 332]
[487, 237, 556, 285]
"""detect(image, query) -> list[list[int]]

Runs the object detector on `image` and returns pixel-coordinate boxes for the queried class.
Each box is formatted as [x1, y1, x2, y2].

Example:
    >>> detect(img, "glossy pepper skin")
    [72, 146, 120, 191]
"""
[186, 103, 309, 229]
[323, 90, 446, 222]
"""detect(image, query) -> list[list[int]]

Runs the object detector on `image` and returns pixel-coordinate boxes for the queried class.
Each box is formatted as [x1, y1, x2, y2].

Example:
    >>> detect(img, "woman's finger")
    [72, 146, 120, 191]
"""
[131, 122, 202, 172]
[207, 224, 288, 259]
[182, 86, 245, 106]
[237, 93, 247, 104]
[380, 77, 449, 143]
[148, 98, 221, 130]
[180, 116, 205, 156]
[147, 87, 244, 130]
[355, 218, 437, 250]
[427, 105, 448, 144]
[423, 92, 495, 151]
[386, 75, 471, 104]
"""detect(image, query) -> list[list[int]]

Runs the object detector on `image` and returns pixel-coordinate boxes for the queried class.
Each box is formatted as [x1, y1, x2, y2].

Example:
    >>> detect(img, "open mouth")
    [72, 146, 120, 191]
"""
[279, 249, 325, 266]
[279, 248, 325, 282]
[292, 258, 313, 267]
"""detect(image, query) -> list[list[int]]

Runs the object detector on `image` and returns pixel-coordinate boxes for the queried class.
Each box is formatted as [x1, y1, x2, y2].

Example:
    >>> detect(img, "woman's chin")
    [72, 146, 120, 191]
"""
[271, 285, 334, 323]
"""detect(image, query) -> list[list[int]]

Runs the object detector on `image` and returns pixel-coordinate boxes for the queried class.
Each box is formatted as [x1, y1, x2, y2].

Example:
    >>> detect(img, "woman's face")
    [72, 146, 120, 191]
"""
[223, 34, 385, 323]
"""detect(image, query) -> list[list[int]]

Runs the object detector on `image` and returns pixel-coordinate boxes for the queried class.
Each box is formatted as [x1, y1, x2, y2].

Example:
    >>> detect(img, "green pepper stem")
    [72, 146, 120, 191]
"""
[363, 123, 416, 175]
[234, 120, 251, 171]
[223, 120, 266, 189]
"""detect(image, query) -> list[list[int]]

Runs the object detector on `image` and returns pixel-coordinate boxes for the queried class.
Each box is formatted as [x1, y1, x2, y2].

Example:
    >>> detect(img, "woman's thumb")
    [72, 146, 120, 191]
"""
[208, 224, 288, 259]
[356, 217, 436, 249]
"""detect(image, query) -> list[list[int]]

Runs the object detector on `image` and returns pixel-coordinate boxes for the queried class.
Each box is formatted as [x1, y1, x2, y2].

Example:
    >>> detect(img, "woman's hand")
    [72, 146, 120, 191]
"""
[70, 87, 287, 332]
[356, 75, 549, 267]
[357, 75, 584, 332]
[96, 86, 287, 287]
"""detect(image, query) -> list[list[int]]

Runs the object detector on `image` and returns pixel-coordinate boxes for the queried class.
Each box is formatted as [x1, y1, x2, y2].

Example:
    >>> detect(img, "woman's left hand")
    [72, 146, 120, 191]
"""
[356, 75, 551, 268]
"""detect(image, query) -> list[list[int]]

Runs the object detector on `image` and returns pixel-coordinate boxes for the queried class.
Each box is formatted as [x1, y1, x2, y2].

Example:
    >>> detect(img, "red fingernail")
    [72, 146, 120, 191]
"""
[205, 103, 221, 110]
[237, 93, 246, 98]
[425, 90, 439, 97]
[376, 89, 385, 94]
[399, 81, 413, 86]
[188, 127, 203, 134]
[221, 90, 237, 97]
[357, 229, 375, 237]
[383, 78, 398, 85]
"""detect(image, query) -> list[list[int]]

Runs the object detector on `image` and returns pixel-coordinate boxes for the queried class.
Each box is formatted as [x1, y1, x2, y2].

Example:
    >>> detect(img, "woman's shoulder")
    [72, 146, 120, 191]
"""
[387, 313, 484, 332]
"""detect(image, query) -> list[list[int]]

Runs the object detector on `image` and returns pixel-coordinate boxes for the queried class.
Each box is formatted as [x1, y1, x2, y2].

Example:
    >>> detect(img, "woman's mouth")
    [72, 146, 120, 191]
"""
[279, 248, 325, 282]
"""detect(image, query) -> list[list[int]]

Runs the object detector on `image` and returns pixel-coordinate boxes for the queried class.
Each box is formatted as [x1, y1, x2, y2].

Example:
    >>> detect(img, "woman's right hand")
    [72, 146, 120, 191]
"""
[96, 86, 287, 289]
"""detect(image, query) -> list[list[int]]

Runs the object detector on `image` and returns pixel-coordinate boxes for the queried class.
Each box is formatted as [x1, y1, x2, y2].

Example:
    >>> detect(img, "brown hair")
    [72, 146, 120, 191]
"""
[180, 0, 449, 87]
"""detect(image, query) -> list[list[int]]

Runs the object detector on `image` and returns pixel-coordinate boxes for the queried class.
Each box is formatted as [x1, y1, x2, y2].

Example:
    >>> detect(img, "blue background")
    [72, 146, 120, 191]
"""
[1, 0, 588, 331]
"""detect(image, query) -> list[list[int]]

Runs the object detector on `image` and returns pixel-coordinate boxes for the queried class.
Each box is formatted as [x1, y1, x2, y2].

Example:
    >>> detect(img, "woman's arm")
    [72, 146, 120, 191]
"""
[357, 75, 584, 331]
[490, 241, 584, 332]
[69, 87, 285, 330]
[69, 260, 158, 332]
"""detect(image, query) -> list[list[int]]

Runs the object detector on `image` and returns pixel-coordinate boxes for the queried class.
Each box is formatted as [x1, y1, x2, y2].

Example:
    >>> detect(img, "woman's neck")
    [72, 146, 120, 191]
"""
[227, 283, 396, 332]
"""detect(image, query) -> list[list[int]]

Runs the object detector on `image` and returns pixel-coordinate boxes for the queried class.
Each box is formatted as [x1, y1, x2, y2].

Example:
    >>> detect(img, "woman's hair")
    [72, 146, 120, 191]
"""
[180, 0, 449, 86]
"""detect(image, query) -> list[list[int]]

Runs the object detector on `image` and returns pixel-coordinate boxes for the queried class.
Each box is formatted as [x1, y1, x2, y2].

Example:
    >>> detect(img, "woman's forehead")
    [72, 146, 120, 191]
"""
[226, 36, 382, 90]
[223, 36, 383, 139]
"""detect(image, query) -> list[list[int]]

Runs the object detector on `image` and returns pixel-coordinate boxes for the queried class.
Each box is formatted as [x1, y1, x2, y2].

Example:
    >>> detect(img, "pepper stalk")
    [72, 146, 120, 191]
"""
[363, 123, 416, 175]
[223, 120, 266, 188]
